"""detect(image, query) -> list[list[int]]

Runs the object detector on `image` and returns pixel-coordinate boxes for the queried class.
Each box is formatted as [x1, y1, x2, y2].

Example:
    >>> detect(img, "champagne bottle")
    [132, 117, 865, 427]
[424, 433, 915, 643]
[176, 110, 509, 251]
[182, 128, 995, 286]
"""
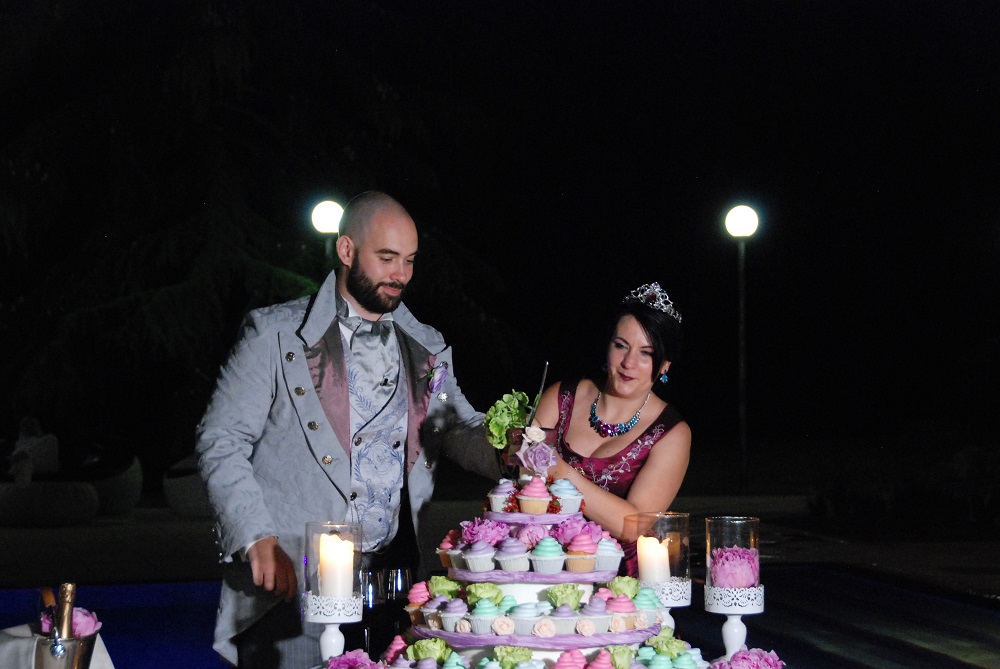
[57, 582, 76, 639]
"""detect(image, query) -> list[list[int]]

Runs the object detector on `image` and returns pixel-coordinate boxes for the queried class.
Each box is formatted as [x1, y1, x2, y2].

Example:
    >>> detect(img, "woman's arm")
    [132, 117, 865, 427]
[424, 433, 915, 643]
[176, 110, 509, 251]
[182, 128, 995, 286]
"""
[532, 382, 564, 430]
[549, 421, 691, 540]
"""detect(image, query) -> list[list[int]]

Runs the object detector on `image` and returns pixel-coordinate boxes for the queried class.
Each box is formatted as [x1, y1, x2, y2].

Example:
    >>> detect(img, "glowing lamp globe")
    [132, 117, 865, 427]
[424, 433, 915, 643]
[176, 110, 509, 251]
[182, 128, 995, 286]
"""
[312, 201, 344, 234]
[725, 205, 758, 238]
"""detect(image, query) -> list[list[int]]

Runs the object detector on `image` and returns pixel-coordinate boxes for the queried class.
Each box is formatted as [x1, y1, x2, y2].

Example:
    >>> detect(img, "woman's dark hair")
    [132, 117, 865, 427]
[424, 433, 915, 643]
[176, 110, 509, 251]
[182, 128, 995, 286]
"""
[607, 300, 683, 383]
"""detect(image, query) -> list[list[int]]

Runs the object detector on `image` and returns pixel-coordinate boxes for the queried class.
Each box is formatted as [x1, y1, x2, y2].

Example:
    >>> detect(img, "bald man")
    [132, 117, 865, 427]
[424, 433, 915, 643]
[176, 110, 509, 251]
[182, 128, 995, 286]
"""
[197, 191, 498, 668]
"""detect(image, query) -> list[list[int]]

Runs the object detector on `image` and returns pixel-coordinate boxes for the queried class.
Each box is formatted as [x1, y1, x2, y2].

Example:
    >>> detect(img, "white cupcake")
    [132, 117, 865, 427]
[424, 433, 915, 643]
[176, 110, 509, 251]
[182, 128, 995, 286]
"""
[462, 540, 497, 572]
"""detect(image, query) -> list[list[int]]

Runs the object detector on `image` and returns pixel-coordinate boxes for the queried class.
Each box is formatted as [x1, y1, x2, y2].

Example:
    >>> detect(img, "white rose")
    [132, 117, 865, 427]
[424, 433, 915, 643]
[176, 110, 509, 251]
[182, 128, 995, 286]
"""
[524, 426, 546, 443]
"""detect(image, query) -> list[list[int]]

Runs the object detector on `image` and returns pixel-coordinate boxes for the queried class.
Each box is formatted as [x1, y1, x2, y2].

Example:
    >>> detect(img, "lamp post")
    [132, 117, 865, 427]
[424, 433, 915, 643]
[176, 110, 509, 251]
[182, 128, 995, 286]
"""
[312, 200, 344, 269]
[725, 205, 758, 490]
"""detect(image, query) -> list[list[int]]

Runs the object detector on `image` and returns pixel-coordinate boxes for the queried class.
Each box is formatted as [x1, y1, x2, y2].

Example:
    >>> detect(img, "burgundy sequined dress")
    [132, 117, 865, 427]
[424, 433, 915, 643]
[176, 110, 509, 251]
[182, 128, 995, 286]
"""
[554, 379, 685, 576]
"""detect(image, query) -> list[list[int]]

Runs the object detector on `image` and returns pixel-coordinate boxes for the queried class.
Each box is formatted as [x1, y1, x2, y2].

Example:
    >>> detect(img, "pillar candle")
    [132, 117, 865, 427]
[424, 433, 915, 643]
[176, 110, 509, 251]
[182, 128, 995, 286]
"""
[637, 535, 670, 582]
[319, 533, 354, 598]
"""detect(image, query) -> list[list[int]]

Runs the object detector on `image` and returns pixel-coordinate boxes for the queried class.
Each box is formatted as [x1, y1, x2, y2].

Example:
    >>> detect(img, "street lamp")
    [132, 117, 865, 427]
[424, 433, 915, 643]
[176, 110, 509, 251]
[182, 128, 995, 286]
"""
[312, 200, 344, 268]
[725, 205, 758, 490]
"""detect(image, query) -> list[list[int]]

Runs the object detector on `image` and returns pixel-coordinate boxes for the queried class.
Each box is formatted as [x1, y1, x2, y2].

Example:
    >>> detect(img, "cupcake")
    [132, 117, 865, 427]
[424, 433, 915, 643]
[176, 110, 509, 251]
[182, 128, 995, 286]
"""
[469, 598, 500, 635]
[488, 479, 517, 512]
[405, 581, 431, 625]
[548, 478, 583, 514]
[564, 533, 598, 573]
[554, 650, 588, 669]
[586, 649, 614, 669]
[595, 536, 625, 572]
[437, 529, 461, 568]
[420, 594, 449, 629]
[647, 656, 673, 669]
[463, 540, 497, 572]
[517, 476, 552, 514]
[509, 602, 542, 635]
[442, 652, 467, 669]
[579, 594, 612, 633]
[606, 593, 637, 631]
[495, 537, 530, 573]
[529, 537, 566, 574]
[670, 653, 698, 669]
[497, 594, 519, 615]
[440, 598, 469, 632]
[548, 604, 579, 635]
[633, 587, 663, 628]
[390, 656, 414, 669]
[384, 635, 409, 665]
[449, 542, 469, 570]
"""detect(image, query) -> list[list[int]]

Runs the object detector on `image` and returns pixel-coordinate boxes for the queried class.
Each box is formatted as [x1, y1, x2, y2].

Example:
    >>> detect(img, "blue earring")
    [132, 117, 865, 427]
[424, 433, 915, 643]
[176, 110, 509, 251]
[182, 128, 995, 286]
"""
[659, 372, 669, 384]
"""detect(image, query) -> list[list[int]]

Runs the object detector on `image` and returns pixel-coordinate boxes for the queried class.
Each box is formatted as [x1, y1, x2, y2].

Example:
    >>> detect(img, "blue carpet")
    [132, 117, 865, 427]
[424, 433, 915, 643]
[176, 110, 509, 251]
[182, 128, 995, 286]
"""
[1, 581, 223, 668]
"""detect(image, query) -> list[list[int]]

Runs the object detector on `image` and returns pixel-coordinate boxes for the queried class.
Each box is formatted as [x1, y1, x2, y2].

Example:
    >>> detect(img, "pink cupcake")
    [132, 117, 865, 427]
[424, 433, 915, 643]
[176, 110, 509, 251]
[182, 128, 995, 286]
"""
[564, 533, 598, 573]
[517, 476, 551, 514]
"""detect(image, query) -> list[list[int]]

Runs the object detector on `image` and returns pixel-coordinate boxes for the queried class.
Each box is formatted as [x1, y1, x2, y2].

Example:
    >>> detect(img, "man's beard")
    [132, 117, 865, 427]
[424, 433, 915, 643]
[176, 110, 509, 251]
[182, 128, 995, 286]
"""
[345, 262, 406, 314]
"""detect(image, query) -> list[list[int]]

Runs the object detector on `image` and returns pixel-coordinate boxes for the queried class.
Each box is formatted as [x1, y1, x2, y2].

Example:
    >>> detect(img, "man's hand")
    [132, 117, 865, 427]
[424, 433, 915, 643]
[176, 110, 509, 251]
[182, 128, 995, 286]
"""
[247, 536, 298, 602]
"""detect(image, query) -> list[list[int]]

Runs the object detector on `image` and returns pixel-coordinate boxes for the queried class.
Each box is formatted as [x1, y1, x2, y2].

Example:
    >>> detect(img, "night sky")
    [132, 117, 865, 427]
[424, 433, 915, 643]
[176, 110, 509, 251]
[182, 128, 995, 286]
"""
[2, 1, 998, 487]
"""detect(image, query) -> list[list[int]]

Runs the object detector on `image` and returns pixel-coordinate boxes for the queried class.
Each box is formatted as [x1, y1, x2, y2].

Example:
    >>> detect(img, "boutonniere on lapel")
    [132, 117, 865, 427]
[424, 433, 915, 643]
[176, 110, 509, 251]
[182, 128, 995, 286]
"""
[422, 361, 449, 401]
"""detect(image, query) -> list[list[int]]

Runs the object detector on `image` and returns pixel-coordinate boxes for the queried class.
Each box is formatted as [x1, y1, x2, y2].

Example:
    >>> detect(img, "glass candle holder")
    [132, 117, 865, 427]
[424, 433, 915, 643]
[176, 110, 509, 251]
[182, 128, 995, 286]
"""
[705, 516, 759, 590]
[303, 522, 364, 623]
[626, 511, 691, 622]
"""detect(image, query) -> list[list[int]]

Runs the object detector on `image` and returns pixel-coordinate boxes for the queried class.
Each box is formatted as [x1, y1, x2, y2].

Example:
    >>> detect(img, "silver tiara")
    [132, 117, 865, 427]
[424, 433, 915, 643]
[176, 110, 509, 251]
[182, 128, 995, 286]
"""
[623, 282, 682, 323]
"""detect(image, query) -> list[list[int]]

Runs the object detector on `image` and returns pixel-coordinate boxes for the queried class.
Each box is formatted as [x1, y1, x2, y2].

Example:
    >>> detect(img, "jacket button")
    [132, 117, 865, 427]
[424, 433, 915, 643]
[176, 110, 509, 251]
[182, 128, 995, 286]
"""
[285, 352, 296, 362]
[294, 387, 306, 396]
[322, 455, 332, 465]
[392, 440, 401, 449]
[308, 421, 319, 431]
[354, 436, 362, 446]
[350, 492, 357, 501]
[424, 461, 433, 469]
[432, 426, 441, 434]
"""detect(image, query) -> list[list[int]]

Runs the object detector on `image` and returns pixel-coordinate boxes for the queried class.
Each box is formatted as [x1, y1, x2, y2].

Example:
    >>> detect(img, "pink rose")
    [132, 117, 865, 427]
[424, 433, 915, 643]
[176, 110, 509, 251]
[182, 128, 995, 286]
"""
[455, 619, 472, 634]
[633, 612, 649, 629]
[492, 616, 516, 635]
[575, 619, 596, 637]
[710, 547, 760, 589]
[326, 649, 381, 669]
[517, 441, 557, 475]
[516, 523, 550, 548]
[710, 646, 785, 669]
[426, 617, 441, 630]
[532, 618, 557, 637]
[461, 518, 512, 546]
[40, 607, 101, 638]
[551, 517, 603, 546]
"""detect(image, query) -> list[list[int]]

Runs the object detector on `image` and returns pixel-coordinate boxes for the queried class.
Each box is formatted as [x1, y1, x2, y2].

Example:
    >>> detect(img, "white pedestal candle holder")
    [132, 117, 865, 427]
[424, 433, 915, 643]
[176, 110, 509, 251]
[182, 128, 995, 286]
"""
[704, 516, 763, 661]
[627, 511, 692, 631]
[303, 522, 364, 661]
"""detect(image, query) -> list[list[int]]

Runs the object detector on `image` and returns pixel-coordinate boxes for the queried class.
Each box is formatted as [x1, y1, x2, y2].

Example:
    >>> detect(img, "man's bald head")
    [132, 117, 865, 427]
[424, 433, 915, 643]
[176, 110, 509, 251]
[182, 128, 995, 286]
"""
[339, 191, 412, 246]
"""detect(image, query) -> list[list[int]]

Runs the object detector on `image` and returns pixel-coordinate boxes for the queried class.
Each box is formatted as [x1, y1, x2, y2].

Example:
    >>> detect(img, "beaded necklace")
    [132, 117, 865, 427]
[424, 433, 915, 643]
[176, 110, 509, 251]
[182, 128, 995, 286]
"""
[589, 391, 651, 438]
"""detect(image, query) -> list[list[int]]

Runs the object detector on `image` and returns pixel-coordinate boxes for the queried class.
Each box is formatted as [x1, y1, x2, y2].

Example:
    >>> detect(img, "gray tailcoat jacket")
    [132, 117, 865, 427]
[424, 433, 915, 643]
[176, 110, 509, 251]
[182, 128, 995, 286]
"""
[195, 271, 498, 664]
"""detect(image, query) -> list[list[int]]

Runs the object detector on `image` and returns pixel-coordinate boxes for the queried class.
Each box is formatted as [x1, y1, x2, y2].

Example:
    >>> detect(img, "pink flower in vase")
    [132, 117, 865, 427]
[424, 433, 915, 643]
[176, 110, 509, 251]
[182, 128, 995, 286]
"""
[709, 546, 760, 588]
[709, 645, 784, 669]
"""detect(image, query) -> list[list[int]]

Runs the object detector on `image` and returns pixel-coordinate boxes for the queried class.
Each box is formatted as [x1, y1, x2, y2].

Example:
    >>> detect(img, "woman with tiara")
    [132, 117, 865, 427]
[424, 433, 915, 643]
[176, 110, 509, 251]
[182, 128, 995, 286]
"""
[533, 282, 691, 576]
